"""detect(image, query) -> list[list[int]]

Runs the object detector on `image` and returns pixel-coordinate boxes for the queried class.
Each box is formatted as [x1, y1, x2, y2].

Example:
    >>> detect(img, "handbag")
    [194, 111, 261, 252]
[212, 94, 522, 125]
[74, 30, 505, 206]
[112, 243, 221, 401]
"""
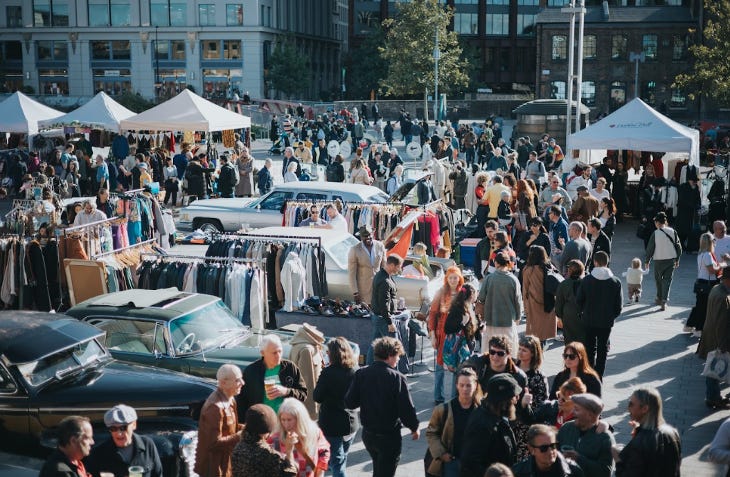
[702, 349, 730, 383]
[693, 279, 715, 295]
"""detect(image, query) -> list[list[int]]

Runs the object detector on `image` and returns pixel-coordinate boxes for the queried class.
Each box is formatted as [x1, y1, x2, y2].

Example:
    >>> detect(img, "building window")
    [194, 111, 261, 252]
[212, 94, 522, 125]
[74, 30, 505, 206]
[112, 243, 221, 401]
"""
[486, 13, 509, 35]
[33, 0, 69, 27]
[355, 10, 380, 34]
[1, 41, 23, 61]
[547, 0, 567, 6]
[154, 40, 169, 60]
[670, 88, 686, 107]
[223, 40, 241, 59]
[611, 35, 627, 60]
[201, 40, 241, 60]
[198, 4, 215, 26]
[642, 80, 656, 105]
[665, 0, 682, 4]
[583, 35, 597, 59]
[89, 0, 131, 27]
[93, 68, 132, 96]
[642, 34, 657, 60]
[202, 68, 242, 99]
[672, 35, 687, 61]
[610, 81, 626, 112]
[37, 41, 67, 61]
[171, 40, 185, 60]
[552, 35, 567, 61]
[581, 80, 596, 106]
[550, 81, 566, 99]
[455, 0, 479, 3]
[39, 69, 68, 95]
[454, 13, 478, 34]
[226, 4, 243, 26]
[516, 14, 536, 36]
[150, 0, 186, 27]
[486, 0, 509, 4]
[91, 40, 131, 60]
[517, 0, 539, 4]
[6, 6, 23, 27]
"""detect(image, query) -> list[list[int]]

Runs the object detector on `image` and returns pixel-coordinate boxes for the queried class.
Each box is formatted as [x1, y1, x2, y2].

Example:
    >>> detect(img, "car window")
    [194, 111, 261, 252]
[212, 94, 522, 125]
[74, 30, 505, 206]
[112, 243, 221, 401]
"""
[259, 191, 294, 211]
[90, 318, 160, 355]
[327, 235, 360, 268]
[17, 339, 107, 387]
[296, 192, 327, 201]
[169, 300, 248, 355]
[0, 364, 16, 393]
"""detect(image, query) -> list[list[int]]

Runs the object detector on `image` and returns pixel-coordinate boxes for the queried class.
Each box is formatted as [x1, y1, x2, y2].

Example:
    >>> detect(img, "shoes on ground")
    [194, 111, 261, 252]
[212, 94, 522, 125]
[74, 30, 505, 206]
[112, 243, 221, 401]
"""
[660, 303, 666, 311]
[683, 326, 694, 333]
[655, 298, 662, 305]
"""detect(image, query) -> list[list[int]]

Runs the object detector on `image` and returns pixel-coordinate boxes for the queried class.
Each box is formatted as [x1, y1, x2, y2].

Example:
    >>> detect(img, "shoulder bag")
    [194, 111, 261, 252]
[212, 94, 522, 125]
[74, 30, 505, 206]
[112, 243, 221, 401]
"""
[424, 402, 450, 477]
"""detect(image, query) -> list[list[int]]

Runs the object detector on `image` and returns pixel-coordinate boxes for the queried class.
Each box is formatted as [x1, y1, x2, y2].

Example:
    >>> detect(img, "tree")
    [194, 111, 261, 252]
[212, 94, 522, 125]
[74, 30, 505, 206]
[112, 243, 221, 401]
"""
[379, 0, 469, 99]
[346, 25, 388, 99]
[673, 0, 730, 105]
[266, 37, 311, 99]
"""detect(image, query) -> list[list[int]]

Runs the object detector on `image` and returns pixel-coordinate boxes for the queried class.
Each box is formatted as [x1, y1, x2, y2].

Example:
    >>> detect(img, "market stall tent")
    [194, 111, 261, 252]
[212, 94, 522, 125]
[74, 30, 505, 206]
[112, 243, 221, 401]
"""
[567, 97, 699, 167]
[37, 91, 135, 133]
[119, 89, 251, 132]
[0, 91, 63, 135]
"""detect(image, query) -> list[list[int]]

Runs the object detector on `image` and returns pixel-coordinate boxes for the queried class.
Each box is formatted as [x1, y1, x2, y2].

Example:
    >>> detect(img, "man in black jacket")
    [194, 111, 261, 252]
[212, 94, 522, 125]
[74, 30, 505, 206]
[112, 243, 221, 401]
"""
[460, 373, 522, 477]
[417, 170, 437, 205]
[345, 336, 419, 477]
[238, 334, 307, 418]
[39, 416, 94, 477]
[576, 251, 622, 377]
[513, 424, 585, 477]
[587, 218, 611, 271]
[85, 404, 163, 477]
[216, 155, 238, 198]
[366, 255, 403, 365]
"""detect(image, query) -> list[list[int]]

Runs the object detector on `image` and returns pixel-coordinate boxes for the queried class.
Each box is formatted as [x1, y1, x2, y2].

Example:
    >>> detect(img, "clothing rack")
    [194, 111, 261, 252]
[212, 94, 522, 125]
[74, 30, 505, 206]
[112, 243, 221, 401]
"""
[212, 232, 323, 248]
[92, 238, 157, 259]
[63, 216, 124, 235]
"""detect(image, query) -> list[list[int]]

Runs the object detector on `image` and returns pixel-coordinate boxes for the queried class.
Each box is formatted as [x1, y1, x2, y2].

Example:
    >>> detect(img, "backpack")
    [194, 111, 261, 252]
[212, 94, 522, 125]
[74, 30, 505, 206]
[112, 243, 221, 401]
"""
[326, 163, 339, 182]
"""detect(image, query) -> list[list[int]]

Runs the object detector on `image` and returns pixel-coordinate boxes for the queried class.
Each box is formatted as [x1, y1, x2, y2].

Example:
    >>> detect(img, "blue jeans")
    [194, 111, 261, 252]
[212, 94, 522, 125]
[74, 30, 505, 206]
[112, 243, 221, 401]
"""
[434, 364, 445, 402]
[366, 314, 395, 365]
[707, 376, 722, 401]
[325, 434, 354, 477]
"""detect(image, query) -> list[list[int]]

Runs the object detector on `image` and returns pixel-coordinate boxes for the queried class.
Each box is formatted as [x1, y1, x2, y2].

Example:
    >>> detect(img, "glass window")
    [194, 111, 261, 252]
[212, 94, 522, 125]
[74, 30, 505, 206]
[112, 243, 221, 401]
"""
[552, 35, 567, 60]
[666, 0, 682, 4]
[54, 42, 67, 60]
[455, 0, 478, 3]
[583, 35, 597, 59]
[33, 0, 51, 26]
[226, 4, 243, 26]
[517, 0, 539, 4]
[0, 364, 17, 393]
[112, 40, 130, 60]
[547, 0, 567, 5]
[516, 13, 536, 36]
[171, 40, 186, 60]
[202, 41, 220, 60]
[199, 3, 215, 26]
[672, 35, 686, 61]
[670, 88, 686, 108]
[486, 13, 509, 35]
[93, 319, 161, 354]
[37, 41, 53, 61]
[53, 0, 68, 25]
[223, 40, 241, 59]
[581, 80, 596, 106]
[155, 40, 169, 60]
[17, 339, 107, 387]
[486, 0, 509, 4]
[642, 34, 657, 60]
[150, 0, 169, 26]
[91, 41, 111, 60]
[355, 10, 380, 34]
[6, 41, 22, 60]
[111, 0, 131, 26]
[93, 68, 132, 96]
[609, 81, 626, 112]
[454, 13, 478, 34]
[550, 81, 566, 99]
[259, 191, 294, 210]
[6, 6, 23, 27]
[611, 35, 627, 60]
[642, 80, 657, 105]
[170, 1, 186, 26]
[88, 0, 110, 26]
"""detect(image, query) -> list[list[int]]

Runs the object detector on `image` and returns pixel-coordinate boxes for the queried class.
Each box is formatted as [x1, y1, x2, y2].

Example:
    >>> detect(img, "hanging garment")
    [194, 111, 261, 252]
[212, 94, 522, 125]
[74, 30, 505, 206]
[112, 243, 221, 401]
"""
[281, 252, 306, 312]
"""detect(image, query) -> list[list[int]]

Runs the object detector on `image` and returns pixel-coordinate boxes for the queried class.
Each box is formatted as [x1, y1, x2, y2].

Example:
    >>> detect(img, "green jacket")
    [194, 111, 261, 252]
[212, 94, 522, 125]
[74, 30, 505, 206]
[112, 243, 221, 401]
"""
[557, 422, 615, 477]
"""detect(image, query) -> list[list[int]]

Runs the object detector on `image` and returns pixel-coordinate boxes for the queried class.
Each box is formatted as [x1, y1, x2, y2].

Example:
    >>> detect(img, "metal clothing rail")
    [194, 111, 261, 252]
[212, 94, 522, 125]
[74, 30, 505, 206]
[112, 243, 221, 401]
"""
[92, 239, 157, 259]
[140, 252, 264, 265]
[212, 232, 322, 248]
[284, 199, 404, 207]
[63, 216, 124, 234]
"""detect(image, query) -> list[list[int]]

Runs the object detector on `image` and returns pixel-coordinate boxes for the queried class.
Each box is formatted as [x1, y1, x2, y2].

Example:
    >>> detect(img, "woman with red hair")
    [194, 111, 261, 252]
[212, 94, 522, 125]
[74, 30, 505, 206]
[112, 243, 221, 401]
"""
[428, 266, 464, 404]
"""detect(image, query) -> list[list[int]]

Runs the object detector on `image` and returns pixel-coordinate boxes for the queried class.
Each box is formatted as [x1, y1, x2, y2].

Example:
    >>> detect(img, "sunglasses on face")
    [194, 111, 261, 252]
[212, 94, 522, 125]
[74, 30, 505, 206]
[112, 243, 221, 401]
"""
[532, 442, 558, 453]
[563, 353, 577, 360]
[489, 349, 506, 357]
[108, 424, 128, 433]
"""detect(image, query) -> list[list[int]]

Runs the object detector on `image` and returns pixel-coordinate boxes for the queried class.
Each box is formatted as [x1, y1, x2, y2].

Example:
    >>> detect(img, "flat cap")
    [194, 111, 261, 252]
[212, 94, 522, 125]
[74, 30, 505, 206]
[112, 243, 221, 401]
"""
[571, 393, 604, 415]
[104, 404, 138, 426]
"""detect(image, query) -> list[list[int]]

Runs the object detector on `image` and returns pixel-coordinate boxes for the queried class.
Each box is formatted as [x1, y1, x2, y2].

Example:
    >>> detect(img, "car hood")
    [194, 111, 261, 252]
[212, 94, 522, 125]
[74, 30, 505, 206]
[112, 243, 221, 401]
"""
[182, 197, 257, 212]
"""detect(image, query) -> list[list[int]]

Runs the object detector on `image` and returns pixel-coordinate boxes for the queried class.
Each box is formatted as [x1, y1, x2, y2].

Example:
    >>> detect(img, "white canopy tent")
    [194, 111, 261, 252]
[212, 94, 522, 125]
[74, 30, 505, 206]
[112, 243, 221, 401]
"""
[119, 89, 251, 132]
[567, 97, 700, 167]
[37, 91, 135, 133]
[0, 91, 64, 135]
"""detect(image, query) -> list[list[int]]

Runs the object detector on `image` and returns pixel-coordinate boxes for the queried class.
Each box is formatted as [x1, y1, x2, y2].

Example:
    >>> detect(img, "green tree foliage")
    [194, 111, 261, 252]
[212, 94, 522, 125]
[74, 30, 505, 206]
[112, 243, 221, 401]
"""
[115, 92, 156, 113]
[673, 0, 730, 105]
[379, 0, 469, 97]
[346, 25, 388, 99]
[266, 38, 311, 99]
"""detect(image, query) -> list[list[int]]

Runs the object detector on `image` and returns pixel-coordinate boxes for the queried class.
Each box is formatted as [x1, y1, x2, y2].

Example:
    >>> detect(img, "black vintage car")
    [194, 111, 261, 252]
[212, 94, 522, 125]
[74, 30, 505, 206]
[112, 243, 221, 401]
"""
[0, 311, 217, 476]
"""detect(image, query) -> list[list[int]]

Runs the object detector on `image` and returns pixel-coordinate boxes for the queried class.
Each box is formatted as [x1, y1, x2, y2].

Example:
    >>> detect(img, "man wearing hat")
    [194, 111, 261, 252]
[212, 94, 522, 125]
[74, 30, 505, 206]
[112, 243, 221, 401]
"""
[195, 364, 245, 477]
[231, 404, 298, 476]
[460, 373, 522, 477]
[85, 404, 163, 477]
[557, 393, 616, 477]
[644, 211, 682, 311]
[348, 224, 387, 305]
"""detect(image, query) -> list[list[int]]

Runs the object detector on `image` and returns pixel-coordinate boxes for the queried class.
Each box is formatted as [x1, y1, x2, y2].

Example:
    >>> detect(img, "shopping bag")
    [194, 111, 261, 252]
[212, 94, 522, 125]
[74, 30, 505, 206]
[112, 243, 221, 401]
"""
[702, 349, 730, 383]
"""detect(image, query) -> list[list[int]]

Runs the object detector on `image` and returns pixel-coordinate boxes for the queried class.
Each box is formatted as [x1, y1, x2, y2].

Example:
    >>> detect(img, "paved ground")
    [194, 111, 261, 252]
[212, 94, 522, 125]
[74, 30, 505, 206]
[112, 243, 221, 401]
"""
[3, 123, 730, 475]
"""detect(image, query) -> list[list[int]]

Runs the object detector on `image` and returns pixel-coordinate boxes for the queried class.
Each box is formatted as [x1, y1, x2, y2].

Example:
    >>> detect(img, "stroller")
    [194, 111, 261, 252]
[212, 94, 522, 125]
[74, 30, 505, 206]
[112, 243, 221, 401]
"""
[268, 131, 289, 155]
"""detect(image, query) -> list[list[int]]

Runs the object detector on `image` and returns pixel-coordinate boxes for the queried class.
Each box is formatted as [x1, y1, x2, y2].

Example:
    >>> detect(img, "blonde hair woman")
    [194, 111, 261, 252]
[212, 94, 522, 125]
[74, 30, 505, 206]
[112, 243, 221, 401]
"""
[269, 398, 330, 477]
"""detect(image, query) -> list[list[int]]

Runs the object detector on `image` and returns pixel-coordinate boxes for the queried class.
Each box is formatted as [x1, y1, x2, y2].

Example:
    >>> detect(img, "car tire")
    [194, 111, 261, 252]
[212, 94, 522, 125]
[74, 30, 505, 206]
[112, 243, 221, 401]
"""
[192, 218, 223, 233]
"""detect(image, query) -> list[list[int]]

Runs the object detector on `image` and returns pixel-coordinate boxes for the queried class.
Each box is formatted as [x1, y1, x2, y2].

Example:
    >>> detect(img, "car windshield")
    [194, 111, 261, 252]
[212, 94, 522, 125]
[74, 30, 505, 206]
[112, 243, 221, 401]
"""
[169, 300, 249, 354]
[327, 235, 360, 268]
[17, 338, 107, 388]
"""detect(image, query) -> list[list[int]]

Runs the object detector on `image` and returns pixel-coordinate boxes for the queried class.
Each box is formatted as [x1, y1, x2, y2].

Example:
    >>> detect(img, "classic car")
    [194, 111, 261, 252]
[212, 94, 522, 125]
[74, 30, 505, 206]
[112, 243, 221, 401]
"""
[66, 288, 359, 379]
[177, 182, 390, 232]
[0, 312, 216, 477]
[245, 226, 453, 309]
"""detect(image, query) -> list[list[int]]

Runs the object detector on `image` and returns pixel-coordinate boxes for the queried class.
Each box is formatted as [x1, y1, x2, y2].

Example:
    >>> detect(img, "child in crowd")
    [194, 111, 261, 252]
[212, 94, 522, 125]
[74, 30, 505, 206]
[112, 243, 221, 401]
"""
[622, 257, 649, 304]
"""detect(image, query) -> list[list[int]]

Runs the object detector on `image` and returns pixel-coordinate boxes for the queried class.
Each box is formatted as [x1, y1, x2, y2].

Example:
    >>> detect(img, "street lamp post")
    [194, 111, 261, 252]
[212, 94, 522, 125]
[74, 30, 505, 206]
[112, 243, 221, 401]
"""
[561, 0, 586, 159]
[629, 52, 645, 99]
[154, 26, 160, 98]
[433, 24, 440, 125]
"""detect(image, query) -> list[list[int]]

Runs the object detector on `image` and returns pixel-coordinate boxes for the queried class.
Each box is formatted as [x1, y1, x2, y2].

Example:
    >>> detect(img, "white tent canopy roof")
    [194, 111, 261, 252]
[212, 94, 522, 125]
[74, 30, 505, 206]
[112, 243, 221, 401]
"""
[567, 97, 699, 166]
[119, 89, 251, 132]
[0, 91, 64, 135]
[37, 91, 135, 133]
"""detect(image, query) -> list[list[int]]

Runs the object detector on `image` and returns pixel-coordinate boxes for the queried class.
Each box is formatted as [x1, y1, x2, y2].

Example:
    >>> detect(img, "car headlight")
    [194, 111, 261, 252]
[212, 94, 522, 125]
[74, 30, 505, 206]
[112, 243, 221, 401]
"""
[179, 430, 198, 477]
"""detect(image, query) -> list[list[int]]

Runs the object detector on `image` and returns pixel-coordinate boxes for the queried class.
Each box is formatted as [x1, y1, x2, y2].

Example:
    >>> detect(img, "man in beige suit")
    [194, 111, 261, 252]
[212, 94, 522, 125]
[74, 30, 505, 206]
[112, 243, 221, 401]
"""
[348, 225, 387, 305]
[571, 185, 600, 224]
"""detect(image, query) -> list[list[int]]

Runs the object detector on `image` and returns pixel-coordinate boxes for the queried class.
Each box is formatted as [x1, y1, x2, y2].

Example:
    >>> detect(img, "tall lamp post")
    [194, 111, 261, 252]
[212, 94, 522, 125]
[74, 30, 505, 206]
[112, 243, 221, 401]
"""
[561, 0, 586, 160]
[629, 52, 645, 99]
[154, 26, 160, 98]
[433, 24, 440, 124]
